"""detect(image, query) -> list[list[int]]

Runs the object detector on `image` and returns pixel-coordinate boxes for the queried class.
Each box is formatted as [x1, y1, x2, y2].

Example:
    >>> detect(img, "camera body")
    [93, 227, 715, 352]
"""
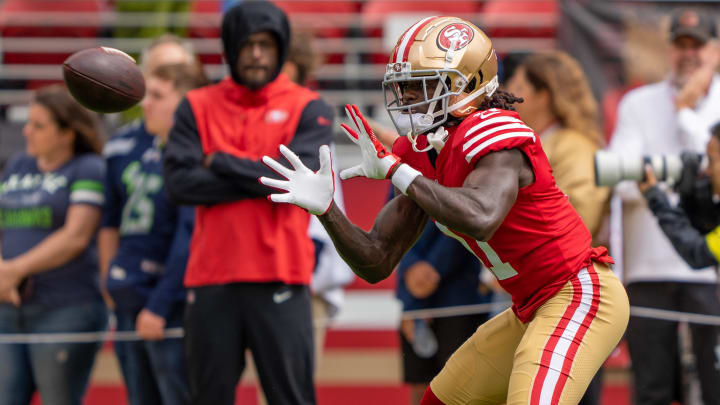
[594, 151, 704, 187]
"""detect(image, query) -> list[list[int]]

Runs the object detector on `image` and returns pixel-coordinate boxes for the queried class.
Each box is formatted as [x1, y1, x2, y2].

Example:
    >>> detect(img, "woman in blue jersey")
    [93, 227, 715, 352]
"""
[0, 85, 108, 405]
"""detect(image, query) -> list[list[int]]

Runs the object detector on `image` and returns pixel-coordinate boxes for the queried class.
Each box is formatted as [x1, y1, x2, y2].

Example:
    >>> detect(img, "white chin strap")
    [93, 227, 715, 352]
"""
[408, 74, 499, 153]
[409, 79, 447, 152]
[409, 131, 434, 153]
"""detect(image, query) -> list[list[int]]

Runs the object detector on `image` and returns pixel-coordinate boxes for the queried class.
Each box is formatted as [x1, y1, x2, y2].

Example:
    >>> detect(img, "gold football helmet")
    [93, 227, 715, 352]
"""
[383, 16, 499, 152]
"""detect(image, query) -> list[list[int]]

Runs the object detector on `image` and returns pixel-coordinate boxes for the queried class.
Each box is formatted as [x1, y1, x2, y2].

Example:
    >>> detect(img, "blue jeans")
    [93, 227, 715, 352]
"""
[0, 301, 108, 405]
[114, 307, 189, 405]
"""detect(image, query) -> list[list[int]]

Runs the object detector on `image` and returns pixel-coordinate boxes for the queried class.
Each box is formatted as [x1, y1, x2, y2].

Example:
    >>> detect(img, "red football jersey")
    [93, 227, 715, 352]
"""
[393, 108, 612, 322]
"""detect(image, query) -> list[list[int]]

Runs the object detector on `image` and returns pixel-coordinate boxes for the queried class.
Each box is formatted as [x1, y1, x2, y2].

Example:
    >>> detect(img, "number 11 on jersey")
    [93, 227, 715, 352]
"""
[434, 222, 518, 280]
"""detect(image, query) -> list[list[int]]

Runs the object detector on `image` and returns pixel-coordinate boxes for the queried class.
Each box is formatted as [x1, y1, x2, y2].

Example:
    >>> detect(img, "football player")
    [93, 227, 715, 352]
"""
[259, 17, 629, 405]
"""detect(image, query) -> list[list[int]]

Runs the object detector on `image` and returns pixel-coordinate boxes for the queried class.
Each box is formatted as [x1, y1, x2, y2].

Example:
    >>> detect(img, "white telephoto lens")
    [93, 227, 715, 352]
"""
[594, 151, 623, 187]
[664, 155, 684, 183]
[621, 155, 645, 183]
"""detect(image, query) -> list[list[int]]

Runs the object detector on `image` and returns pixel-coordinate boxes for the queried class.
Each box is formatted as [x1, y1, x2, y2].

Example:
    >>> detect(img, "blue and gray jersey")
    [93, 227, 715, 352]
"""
[0, 153, 105, 307]
[103, 122, 190, 318]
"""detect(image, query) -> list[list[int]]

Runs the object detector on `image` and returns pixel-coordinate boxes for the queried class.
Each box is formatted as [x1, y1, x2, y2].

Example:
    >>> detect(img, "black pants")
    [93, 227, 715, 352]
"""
[185, 283, 315, 405]
[626, 282, 720, 405]
[400, 313, 488, 383]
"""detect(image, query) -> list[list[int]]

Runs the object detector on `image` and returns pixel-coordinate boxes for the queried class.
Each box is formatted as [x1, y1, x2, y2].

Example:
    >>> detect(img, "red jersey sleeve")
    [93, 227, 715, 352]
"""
[457, 109, 536, 168]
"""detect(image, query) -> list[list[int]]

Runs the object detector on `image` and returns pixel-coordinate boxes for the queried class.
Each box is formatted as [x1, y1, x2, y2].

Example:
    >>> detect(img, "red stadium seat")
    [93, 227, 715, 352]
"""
[481, 0, 558, 38]
[362, 0, 481, 27]
[189, 1, 362, 66]
[0, 0, 103, 40]
[188, 0, 221, 40]
[0, 0, 104, 88]
[187, 1, 223, 65]
[274, 1, 362, 65]
[361, 1, 483, 64]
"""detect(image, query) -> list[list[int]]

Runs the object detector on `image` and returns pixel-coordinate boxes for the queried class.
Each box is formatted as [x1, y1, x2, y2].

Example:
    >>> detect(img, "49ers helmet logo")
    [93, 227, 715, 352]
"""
[437, 23, 474, 51]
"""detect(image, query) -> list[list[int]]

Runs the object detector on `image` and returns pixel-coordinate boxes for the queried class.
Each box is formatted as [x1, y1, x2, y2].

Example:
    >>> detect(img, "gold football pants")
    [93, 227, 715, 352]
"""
[430, 262, 629, 405]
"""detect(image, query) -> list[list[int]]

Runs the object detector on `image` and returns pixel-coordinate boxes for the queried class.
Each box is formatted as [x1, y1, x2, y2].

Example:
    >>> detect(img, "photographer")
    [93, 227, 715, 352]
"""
[607, 8, 720, 405]
[641, 123, 720, 269]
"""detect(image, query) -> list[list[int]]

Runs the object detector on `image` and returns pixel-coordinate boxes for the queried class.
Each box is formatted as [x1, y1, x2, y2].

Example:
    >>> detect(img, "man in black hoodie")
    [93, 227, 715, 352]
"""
[163, 1, 334, 404]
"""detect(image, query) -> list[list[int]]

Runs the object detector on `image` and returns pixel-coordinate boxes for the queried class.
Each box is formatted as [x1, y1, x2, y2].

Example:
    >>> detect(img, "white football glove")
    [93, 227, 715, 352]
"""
[259, 144, 335, 215]
[339, 104, 401, 180]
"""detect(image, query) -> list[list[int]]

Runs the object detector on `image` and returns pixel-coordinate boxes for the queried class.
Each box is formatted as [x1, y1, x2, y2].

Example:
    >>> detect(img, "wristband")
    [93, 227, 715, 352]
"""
[391, 164, 422, 195]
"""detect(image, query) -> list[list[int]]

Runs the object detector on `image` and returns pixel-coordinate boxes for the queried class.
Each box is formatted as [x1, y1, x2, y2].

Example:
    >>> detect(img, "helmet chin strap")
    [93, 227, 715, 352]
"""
[409, 77, 447, 152]
[409, 130, 434, 153]
[427, 126, 449, 152]
[409, 126, 447, 153]
[408, 75, 499, 153]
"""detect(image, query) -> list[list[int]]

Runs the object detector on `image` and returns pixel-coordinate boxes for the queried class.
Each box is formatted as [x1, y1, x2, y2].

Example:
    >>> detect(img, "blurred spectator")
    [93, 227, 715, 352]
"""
[607, 8, 720, 405]
[639, 123, 720, 270]
[397, 221, 492, 405]
[498, 51, 530, 88]
[121, 34, 205, 123]
[282, 30, 324, 89]
[506, 51, 609, 240]
[0, 85, 107, 405]
[100, 34, 205, 405]
[140, 34, 204, 77]
[100, 62, 207, 405]
[282, 28, 355, 371]
[100, 34, 204, 307]
[505, 49, 610, 405]
[162, 2, 334, 404]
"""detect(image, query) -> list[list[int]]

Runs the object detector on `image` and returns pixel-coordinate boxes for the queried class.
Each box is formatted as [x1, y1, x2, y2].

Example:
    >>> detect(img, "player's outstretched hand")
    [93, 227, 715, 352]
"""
[340, 104, 401, 180]
[259, 144, 335, 215]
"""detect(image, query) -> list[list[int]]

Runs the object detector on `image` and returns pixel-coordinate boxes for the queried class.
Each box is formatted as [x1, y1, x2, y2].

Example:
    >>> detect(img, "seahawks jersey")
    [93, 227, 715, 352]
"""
[394, 109, 611, 322]
[0, 152, 105, 307]
[103, 122, 186, 315]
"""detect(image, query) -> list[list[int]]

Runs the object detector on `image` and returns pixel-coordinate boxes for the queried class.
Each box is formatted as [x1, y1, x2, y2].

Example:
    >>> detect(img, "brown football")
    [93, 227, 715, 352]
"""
[63, 47, 145, 113]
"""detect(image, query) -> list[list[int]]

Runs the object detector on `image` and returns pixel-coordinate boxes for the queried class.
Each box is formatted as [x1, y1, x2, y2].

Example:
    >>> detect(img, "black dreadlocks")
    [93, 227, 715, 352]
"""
[478, 89, 524, 112]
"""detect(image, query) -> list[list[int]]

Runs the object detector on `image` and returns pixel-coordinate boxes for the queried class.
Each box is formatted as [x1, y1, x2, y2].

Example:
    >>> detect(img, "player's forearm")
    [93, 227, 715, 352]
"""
[318, 196, 426, 283]
[12, 227, 92, 277]
[318, 203, 396, 283]
[406, 176, 510, 242]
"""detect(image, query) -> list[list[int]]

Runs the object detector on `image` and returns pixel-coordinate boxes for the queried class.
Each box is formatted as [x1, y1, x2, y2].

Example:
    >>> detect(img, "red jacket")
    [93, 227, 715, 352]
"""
[163, 74, 335, 287]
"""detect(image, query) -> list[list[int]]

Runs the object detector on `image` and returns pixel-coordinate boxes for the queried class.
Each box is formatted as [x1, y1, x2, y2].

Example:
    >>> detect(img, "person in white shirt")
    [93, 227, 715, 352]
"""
[608, 8, 720, 405]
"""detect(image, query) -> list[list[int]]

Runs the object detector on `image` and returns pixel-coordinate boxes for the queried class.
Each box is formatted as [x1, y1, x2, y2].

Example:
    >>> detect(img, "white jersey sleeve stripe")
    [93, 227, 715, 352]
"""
[463, 116, 526, 139]
[465, 132, 536, 163]
[463, 123, 534, 151]
[70, 190, 105, 205]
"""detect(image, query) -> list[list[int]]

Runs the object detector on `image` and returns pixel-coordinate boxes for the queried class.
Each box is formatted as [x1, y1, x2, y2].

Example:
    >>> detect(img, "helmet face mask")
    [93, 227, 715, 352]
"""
[382, 17, 499, 151]
[383, 67, 468, 143]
